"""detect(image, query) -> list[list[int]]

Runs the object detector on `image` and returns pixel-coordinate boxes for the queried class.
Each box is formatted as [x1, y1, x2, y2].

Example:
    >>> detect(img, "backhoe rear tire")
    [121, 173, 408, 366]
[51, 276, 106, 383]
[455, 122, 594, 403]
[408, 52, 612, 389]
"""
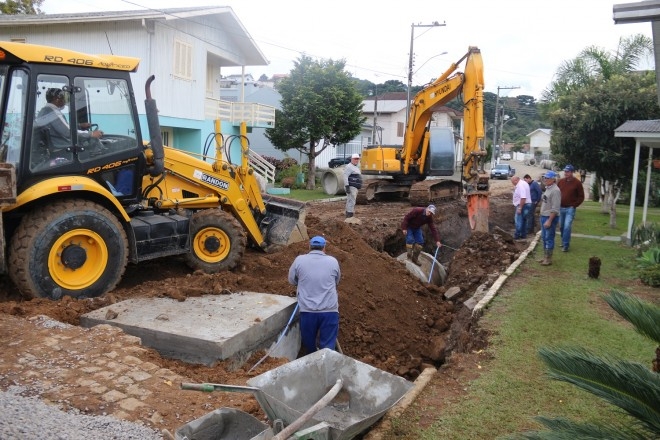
[185, 209, 246, 273]
[8, 199, 128, 300]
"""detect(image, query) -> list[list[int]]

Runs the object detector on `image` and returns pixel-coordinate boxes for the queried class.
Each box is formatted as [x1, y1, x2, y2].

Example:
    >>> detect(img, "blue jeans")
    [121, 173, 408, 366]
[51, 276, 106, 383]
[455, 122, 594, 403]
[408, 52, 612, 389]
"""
[299, 311, 339, 353]
[540, 215, 559, 250]
[514, 204, 532, 238]
[406, 228, 424, 245]
[526, 202, 537, 234]
[559, 207, 576, 249]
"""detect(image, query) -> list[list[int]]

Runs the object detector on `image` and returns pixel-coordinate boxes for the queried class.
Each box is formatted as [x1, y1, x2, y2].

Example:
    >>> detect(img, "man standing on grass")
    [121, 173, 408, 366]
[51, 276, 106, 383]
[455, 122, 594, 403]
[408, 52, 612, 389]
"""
[557, 164, 585, 252]
[524, 174, 542, 235]
[538, 171, 561, 266]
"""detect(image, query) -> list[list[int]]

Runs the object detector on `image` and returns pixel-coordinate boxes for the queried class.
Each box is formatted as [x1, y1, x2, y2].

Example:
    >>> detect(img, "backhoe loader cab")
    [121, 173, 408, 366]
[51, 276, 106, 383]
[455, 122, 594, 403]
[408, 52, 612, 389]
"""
[0, 41, 306, 300]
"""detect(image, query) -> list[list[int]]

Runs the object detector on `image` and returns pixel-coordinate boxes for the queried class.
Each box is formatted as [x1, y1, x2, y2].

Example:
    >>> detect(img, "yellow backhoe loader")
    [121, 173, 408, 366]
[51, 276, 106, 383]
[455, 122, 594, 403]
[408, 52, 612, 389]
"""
[0, 41, 306, 300]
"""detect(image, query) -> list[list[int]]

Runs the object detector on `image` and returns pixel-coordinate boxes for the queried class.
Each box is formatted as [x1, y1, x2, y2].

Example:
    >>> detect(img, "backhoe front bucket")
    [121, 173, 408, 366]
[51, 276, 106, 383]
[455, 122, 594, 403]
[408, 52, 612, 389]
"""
[261, 195, 308, 249]
[467, 192, 489, 233]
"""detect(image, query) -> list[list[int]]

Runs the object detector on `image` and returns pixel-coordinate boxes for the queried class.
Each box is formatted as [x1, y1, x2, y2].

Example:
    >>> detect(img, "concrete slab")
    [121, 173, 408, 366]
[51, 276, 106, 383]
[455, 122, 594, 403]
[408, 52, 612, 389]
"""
[80, 293, 299, 368]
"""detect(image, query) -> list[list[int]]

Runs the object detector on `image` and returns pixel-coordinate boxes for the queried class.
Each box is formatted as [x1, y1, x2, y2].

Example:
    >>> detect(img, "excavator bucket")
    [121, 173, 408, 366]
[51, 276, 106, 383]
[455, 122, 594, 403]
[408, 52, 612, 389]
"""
[467, 192, 489, 233]
[261, 195, 308, 249]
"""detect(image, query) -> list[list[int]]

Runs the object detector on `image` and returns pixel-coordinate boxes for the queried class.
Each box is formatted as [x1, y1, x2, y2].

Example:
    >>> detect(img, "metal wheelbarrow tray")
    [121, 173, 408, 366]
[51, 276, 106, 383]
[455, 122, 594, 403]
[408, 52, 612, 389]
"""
[247, 348, 413, 440]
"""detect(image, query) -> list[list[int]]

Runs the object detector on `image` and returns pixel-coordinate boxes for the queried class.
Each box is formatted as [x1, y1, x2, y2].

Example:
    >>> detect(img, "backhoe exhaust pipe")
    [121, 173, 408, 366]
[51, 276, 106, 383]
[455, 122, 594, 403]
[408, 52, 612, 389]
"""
[145, 75, 164, 177]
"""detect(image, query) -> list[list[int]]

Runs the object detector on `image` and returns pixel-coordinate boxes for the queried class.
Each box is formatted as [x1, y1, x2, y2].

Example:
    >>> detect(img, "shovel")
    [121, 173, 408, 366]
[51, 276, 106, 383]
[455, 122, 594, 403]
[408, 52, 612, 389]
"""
[181, 379, 350, 427]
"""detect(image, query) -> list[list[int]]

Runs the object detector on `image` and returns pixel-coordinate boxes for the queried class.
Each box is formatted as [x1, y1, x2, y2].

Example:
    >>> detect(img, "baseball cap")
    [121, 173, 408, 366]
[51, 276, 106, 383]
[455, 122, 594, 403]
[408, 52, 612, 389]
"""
[564, 164, 575, 172]
[351, 153, 360, 159]
[543, 171, 557, 179]
[427, 204, 437, 214]
[310, 236, 326, 246]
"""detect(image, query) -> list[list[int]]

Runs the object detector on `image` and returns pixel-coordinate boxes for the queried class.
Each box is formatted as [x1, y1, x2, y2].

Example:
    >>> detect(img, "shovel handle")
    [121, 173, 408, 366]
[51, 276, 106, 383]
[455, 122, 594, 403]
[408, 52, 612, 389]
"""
[180, 383, 258, 394]
[272, 379, 343, 440]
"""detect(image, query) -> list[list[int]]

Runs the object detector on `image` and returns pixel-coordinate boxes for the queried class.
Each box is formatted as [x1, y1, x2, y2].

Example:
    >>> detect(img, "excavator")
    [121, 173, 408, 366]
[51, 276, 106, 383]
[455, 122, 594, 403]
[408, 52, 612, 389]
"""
[0, 41, 307, 300]
[359, 46, 489, 232]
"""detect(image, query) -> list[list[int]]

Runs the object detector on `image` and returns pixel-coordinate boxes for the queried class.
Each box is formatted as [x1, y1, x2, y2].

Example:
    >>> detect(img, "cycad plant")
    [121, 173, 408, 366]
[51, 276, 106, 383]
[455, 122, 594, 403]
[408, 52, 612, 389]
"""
[509, 290, 660, 439]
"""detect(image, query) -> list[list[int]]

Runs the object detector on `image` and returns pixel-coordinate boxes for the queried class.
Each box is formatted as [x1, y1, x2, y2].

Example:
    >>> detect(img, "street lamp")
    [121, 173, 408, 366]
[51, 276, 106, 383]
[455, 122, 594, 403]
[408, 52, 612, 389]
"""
[412, 51, 448, 77]
[406, 21, 445, 127]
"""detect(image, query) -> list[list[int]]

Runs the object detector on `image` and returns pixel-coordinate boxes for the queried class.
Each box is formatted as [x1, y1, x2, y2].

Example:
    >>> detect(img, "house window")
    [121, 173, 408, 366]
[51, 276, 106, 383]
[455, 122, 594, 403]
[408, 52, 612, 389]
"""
[10, 38, 25, 43]
[174, 40, 193, 80]
[397, 122, 404, 137]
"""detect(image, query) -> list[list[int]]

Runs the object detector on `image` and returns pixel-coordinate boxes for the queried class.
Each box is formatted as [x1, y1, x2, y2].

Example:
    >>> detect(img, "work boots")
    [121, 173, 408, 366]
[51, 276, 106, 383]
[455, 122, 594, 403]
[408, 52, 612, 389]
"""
[540, 249, 553, 266]
[411, 244, 422, 266]
[406, 244, 414, 260]
[345, 212, 353, 218]
[536, 250, 546, 263]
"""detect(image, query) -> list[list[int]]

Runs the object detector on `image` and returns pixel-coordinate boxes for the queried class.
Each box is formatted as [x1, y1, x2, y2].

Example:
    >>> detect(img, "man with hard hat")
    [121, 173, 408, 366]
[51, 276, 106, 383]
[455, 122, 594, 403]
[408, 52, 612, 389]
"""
[343, 153, 362, 218]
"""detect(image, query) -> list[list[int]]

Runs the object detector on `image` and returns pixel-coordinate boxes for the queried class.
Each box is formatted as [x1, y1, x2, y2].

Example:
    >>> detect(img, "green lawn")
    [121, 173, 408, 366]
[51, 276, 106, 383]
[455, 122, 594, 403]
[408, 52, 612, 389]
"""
[388, 202, 659, 439]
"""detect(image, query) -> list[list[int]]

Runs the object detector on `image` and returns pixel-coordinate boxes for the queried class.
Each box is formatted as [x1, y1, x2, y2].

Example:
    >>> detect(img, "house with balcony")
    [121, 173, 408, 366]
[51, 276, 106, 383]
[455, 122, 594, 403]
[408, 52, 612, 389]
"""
[0, 7, 276, 169]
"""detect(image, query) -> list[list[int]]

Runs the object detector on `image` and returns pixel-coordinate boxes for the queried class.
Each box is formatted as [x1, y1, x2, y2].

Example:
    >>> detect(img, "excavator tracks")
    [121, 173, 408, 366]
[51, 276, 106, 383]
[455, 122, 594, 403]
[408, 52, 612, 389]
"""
[408, 180, 462, 206]
[356, 179, 462, 206]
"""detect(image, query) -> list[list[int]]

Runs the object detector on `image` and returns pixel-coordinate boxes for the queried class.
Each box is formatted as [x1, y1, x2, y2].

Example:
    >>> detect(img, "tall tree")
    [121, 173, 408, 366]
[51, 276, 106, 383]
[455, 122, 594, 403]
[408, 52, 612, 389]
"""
[549, 72, 659, 227]
[266, 55, 365, 189]
[543, 34, 653, 102]
[0, 0, 43, 14]
[543, 34, 657, 227]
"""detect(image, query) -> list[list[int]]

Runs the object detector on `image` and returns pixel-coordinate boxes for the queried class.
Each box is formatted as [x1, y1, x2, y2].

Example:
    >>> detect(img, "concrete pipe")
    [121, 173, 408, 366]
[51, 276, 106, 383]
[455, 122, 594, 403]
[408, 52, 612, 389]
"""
[322, 166, 346, 196]
[396, 252, 447, 286]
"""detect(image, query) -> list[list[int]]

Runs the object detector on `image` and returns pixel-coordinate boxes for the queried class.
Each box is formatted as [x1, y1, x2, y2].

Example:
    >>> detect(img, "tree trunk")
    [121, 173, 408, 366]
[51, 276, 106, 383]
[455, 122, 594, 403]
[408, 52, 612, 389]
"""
[306, 139, 317, 190]
[601, 179, 620, 228]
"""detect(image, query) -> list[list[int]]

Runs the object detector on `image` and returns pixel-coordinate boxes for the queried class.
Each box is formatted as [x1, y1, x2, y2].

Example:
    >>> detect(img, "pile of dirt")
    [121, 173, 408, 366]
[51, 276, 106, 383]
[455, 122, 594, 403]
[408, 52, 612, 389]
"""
[0, 196, 521, 380]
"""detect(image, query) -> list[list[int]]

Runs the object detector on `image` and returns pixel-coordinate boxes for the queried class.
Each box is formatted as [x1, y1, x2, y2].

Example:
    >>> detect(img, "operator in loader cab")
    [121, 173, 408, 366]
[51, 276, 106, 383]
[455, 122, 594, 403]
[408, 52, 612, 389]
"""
[288, 236, 341, 354]
[35, 88, 104, 153]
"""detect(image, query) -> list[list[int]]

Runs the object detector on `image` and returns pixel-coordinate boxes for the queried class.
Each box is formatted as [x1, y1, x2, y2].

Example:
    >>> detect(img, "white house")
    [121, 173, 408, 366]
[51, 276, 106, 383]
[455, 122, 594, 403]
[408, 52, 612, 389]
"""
[527, 128, 552, 157]
[0, 7, 275, 160]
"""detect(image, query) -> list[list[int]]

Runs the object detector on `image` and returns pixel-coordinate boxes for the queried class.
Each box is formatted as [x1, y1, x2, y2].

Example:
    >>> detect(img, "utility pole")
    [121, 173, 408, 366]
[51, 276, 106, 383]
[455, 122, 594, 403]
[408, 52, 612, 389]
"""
[492, 85, 520, 159]
[372, 91, 378, 145]
[406, 21, 445, 128]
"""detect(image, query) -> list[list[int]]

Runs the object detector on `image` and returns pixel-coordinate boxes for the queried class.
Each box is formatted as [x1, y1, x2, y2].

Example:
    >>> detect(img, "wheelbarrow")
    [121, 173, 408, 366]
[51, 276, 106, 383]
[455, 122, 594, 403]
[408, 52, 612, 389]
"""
[181, 349, 413, 440]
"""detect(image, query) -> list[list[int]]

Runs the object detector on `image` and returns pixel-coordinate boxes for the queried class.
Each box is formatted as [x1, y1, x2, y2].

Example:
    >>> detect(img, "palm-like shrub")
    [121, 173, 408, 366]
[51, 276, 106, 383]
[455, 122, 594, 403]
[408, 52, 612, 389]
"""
[509, 290, 660, 439]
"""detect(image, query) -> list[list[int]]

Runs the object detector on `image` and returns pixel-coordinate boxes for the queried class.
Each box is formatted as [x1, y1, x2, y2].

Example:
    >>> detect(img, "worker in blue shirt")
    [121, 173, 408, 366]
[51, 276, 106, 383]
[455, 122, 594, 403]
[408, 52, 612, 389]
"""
[288, 236, 341, 354]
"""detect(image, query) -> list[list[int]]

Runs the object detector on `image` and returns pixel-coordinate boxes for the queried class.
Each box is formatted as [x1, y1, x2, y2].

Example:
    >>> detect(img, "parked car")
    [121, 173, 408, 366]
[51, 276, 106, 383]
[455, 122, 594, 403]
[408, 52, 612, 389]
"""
[328, 157, 351, 168]
[501, 152, 512, 160]
[490, 163, 515, 180]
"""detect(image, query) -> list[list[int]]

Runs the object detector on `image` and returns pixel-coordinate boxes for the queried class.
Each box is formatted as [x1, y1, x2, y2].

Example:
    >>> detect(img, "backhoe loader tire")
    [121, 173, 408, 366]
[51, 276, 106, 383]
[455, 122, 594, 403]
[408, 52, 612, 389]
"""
[8, 199, 128, 300]
[185, 209, 247, 273]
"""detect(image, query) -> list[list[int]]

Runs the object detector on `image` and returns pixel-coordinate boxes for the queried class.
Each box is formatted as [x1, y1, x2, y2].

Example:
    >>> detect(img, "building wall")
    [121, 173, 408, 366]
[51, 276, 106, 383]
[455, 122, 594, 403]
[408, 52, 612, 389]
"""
[529, 131, 551, 155]
[0, 17, 253, 155]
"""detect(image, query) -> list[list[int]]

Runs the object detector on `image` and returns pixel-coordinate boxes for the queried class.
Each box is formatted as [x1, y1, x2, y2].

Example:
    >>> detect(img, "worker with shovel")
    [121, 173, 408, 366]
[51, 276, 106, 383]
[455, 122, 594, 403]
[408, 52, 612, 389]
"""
[288, 236, 341, 354]
[401, 205, 441, 265]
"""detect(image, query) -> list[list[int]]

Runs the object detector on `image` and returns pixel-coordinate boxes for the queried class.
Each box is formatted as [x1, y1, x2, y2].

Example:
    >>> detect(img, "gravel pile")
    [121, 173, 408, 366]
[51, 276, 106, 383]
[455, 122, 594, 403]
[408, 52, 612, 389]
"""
[0, 386, 163, 439]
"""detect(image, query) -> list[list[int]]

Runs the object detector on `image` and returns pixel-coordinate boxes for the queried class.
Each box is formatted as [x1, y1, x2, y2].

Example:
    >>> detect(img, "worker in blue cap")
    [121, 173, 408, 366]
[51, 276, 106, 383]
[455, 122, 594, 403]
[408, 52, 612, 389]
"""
[288, 235, 341, 354]
[538, 171, 561, 266]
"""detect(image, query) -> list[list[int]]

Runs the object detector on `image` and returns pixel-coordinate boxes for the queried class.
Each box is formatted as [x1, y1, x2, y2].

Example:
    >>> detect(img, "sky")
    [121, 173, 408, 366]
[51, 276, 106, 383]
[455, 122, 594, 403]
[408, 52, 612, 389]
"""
[41, 0, 656, 100]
